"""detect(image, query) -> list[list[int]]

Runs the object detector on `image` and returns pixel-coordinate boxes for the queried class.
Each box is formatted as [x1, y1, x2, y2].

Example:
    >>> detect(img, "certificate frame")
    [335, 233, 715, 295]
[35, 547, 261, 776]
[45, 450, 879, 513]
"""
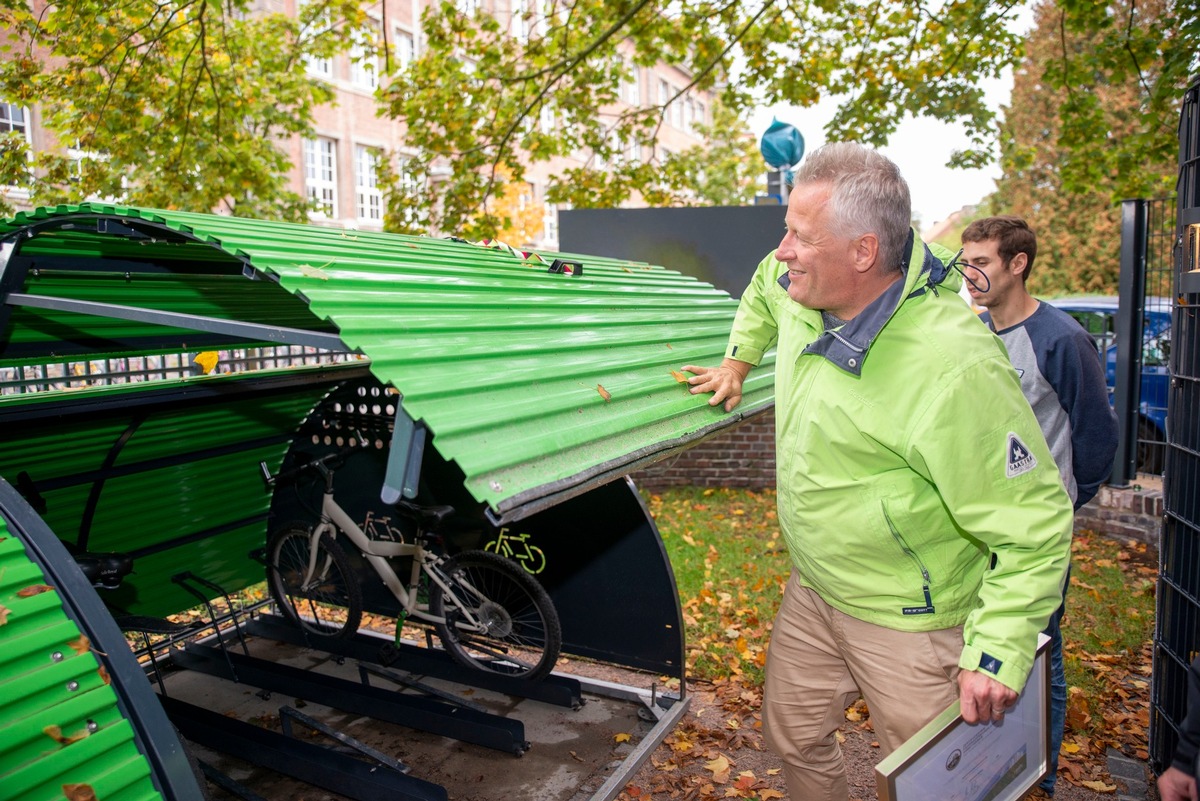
[875, 634, 1051, 801]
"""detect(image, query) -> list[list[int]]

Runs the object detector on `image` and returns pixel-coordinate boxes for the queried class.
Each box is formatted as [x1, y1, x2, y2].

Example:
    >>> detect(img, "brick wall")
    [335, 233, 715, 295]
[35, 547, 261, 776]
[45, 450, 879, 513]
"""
[631, 409, 777, 491]
[1075, 484, 1164, 548]
[632, 409, 1164, 547]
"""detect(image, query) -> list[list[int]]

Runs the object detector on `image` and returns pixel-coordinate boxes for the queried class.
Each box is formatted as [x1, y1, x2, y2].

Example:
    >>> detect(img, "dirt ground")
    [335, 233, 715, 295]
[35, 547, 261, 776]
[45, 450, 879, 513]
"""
[617, 679, 1155, 801]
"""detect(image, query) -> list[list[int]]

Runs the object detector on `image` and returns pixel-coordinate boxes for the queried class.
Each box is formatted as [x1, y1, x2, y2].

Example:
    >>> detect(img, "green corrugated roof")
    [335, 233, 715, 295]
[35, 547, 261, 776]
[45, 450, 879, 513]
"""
[0, 521, 165, 801]
[0, 203, 775, 519]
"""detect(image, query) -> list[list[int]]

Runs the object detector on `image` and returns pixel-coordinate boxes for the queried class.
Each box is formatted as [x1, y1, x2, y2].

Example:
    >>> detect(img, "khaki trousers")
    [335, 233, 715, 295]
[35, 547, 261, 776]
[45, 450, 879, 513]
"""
[762, 572, 963, 801]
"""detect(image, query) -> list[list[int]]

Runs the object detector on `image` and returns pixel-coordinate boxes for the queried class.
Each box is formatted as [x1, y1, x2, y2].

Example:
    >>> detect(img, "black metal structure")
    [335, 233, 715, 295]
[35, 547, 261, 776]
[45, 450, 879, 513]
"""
[269, 375, 689, 679]
[1150, 74, 1200, 774]
[559, 205, 787, 297]
[1113, 197, 1175, 484]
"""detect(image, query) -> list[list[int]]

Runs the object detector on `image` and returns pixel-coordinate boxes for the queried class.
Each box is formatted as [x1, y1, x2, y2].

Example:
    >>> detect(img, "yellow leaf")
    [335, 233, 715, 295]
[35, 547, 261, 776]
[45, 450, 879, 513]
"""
[614, 732, 631, 743]
[1080, 780, 1116, 793]
[705, 754, 731, 783]
[597, 384, 612, 401]
[671, 369, 688, 383]
[1061, 742, 1081, 754]
[193, 351, 219, 374]
[299, 263, 330, 280]
[760, 791, 785, 800]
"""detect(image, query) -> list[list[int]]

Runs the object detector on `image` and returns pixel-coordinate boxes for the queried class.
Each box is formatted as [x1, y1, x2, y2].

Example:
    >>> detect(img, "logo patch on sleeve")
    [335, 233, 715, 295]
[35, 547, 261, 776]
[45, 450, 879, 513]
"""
[1005, 433, 1037, 478]
[979, 652, 1004, 675]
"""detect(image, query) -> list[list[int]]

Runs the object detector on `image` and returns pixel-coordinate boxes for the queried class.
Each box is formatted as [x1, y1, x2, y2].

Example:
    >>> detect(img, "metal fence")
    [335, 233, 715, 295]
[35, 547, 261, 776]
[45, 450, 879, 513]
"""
[1150, 74, 1200, 774]
[0, 345, 358, 395]
[1112, 197, 1175, 482]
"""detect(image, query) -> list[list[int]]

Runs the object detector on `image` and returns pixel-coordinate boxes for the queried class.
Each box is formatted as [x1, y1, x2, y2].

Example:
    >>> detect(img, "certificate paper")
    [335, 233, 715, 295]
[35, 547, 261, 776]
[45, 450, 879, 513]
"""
[875, 634, 1051, 801]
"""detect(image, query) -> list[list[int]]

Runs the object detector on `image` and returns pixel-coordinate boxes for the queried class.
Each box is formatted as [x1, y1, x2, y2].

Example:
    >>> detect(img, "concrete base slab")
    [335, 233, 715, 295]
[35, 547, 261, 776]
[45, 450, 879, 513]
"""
[156, 629, 683, 801]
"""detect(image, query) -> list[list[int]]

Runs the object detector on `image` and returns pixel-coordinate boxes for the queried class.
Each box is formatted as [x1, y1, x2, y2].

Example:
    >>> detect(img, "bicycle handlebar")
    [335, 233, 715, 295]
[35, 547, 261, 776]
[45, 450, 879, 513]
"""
[260, 441, 365, 489]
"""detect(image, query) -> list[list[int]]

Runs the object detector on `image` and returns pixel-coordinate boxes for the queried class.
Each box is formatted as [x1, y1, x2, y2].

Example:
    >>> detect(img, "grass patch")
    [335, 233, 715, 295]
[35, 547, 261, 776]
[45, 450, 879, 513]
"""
[643, 487, 790, 684]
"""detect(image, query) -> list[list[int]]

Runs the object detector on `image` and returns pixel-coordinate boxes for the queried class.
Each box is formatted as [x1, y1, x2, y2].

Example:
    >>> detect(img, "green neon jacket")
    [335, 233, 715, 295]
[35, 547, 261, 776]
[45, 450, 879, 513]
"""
[726, 232, 1073, 692]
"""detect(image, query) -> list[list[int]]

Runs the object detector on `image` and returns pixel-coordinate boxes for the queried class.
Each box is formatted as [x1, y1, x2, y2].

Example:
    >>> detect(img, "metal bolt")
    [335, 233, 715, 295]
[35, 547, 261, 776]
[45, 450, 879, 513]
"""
[66, 680, 79, 692]
[86, 720, 99, 733]
[50, 651, 64, 663]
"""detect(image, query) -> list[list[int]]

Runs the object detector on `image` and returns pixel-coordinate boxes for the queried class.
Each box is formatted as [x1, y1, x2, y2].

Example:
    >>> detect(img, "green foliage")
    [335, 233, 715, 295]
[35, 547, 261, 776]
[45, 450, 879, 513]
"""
[380, 0, 1033, 234]
[3, 0, 1193, 244]
[0, 0, 374, 219]
[993, 0, 1180, 295]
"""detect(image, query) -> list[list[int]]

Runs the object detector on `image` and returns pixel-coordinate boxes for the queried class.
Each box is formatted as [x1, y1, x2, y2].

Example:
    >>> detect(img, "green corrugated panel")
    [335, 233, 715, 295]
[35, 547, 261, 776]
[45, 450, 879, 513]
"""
[0, 373, 338, 616]
[0, 203, 776, 518]
[0, 524, 164, 801]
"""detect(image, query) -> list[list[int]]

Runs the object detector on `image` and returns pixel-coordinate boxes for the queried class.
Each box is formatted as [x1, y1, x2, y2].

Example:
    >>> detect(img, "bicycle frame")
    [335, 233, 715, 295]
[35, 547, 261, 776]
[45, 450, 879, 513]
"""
[300, 483, 488, 633]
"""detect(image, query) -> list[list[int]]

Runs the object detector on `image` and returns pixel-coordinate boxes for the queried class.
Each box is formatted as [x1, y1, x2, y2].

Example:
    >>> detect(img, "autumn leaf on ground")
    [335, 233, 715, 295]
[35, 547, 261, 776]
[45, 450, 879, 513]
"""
[705, 754, 732, 783]
[597, 384, 612, 402]
[1080, 780, 1116, 792]
[614, 732, 632, 743]
[17, 584, 55, 597]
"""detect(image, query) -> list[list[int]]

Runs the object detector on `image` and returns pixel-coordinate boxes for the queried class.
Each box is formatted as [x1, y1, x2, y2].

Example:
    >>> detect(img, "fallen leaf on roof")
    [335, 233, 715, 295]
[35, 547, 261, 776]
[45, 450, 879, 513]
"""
[63, 784, 98, 801]
[299, 263, 330, 280]
[17, 584, 55, 597]
[671, 370, 688, 383]
[44, 725, 89, 745]
[597, 384, 612, 402]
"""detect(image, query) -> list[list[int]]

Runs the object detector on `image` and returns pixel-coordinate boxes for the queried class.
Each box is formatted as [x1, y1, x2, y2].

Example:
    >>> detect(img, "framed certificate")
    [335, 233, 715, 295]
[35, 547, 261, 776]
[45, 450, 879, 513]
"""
[875, 634, 1051, 801]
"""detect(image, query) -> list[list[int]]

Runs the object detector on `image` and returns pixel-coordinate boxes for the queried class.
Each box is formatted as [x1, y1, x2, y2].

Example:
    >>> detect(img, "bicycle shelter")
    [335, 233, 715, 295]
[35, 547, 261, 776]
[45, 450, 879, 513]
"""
[0, 204, 776, 801]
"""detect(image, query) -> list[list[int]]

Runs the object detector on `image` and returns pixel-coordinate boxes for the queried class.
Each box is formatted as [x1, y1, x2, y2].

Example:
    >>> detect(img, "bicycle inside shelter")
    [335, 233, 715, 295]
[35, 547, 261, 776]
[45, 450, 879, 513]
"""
[0, 204, 775, 801]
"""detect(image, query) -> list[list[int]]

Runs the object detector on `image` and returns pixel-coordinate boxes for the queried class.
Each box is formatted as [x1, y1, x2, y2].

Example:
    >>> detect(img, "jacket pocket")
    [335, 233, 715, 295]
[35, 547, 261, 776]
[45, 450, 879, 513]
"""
[882, 501, 935, 616]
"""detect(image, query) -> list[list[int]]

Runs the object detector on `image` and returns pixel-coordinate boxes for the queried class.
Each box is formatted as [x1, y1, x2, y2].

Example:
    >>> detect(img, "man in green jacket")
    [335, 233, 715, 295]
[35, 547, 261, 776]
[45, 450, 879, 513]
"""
[683, 142, 1073, 800]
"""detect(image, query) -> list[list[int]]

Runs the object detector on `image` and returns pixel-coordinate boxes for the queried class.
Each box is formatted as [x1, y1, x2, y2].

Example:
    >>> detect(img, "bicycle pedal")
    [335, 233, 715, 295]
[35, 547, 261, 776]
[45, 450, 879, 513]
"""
[378, 643, 400, 667]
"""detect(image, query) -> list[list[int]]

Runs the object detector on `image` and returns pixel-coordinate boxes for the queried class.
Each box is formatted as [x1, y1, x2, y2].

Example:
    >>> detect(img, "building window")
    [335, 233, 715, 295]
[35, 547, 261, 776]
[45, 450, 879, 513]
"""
[392, 25, 416, 71]
[300, 0, 335, 78]
[350, 18, 382, 89]
[512, 0, 530, 42]
[621, 60, 640, 106]
[304, 137, 338, 218]
[542, 201, 558, 244]
[0, 102, 29, 139]
[456, 0, 480, 16]
[539, 103, 555, 133]
[355, 145, 382, 222]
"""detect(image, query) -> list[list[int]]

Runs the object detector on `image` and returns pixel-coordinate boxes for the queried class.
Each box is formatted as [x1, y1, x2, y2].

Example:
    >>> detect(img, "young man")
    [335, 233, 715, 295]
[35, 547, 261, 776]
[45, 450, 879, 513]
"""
[961, 216, 1119, 797]
[682, 144, 1074, 801]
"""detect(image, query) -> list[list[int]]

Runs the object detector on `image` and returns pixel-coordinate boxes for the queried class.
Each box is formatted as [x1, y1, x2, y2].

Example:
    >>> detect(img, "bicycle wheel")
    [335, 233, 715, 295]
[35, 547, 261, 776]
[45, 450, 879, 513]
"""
[266, 522, 363, 640]
[431, 549, 562, 680]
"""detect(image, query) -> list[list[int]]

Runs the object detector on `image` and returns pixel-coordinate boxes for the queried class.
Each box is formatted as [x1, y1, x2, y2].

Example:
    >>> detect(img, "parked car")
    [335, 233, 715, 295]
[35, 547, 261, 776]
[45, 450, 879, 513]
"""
[1046, 296, 1171, 474]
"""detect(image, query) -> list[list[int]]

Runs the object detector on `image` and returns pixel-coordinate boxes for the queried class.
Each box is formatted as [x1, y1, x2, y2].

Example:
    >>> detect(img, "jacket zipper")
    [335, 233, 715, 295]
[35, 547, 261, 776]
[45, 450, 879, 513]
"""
[883, 502, 935, 615]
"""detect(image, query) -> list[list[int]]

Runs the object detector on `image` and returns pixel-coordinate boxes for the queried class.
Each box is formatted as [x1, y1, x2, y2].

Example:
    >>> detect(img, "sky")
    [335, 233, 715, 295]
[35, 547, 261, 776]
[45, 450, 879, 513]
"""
[749, 90, 1008, 234]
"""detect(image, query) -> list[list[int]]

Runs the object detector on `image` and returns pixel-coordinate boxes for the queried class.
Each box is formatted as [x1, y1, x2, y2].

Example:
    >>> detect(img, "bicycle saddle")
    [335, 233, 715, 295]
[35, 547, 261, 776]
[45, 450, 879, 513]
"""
[392, 500, 455, 530]
[74, 551, 134, 590]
